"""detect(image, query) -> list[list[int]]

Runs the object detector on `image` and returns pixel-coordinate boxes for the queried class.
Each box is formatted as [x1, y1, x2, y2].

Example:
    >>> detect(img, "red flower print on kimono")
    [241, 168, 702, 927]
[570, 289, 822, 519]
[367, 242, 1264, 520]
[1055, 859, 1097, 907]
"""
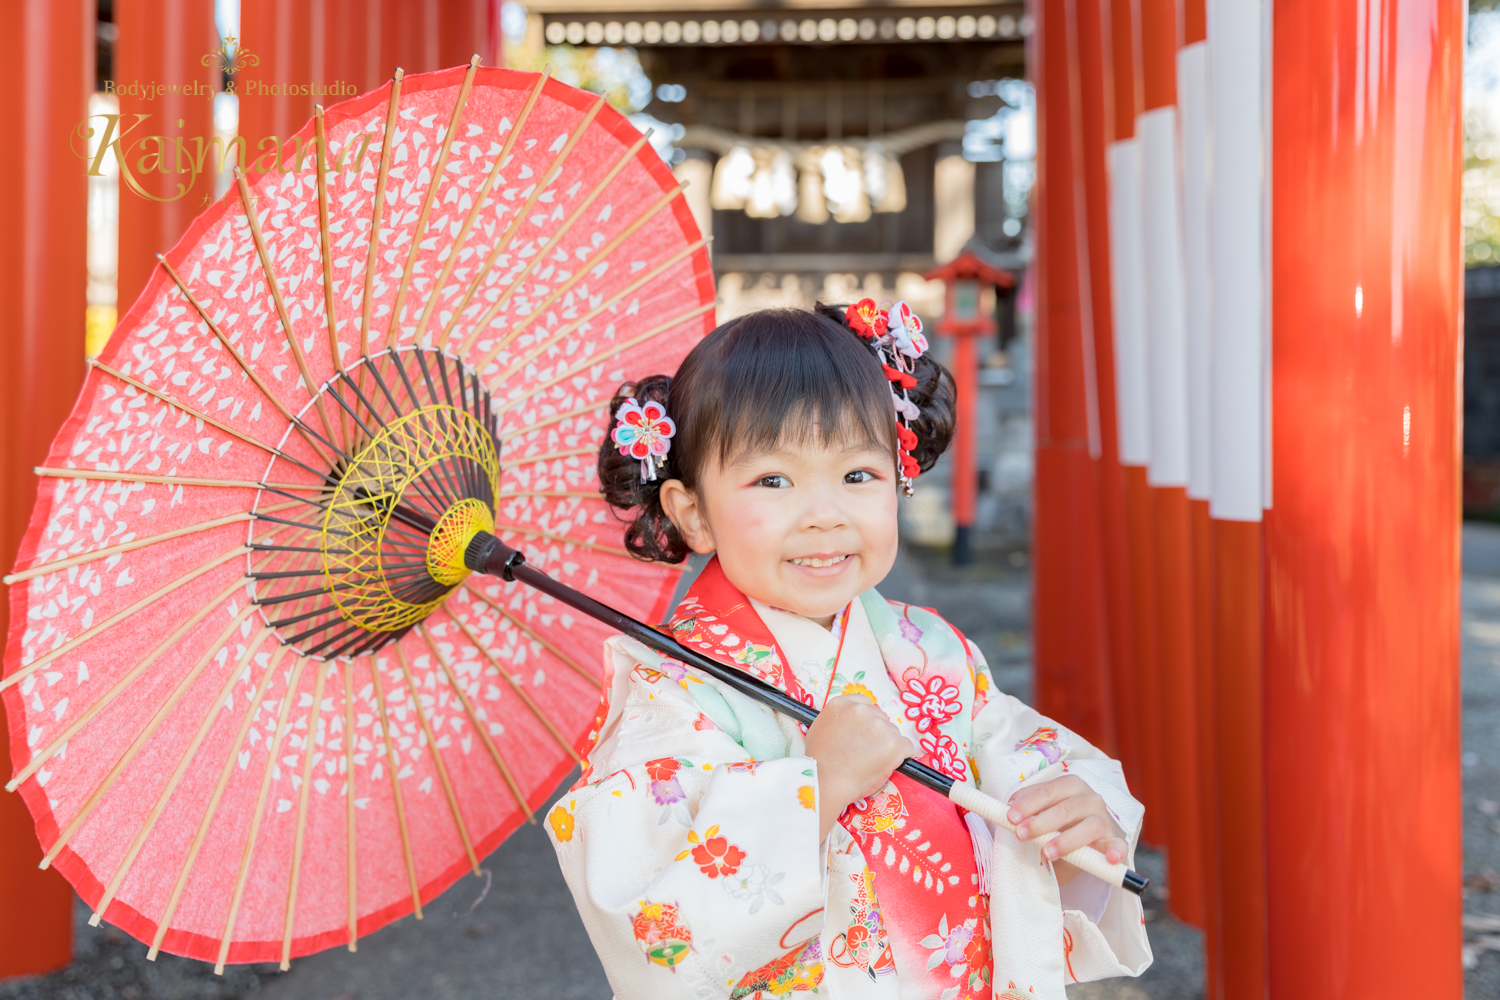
[841, 783, 907, 836]
[631, 900, 693, 971]
[731, 935, 825, 999]
[900, 675, 962, 733]
[646, 757, 692, 826]
[683, 824, 746, 878]
[919, 732, 968, 781]
[646, 757, 683, 782]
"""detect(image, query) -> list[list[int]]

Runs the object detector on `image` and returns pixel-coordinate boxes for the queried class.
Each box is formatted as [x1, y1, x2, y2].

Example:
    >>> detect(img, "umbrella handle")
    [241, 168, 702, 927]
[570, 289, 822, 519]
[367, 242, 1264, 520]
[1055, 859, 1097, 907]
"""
[464, 532, 1148, 898]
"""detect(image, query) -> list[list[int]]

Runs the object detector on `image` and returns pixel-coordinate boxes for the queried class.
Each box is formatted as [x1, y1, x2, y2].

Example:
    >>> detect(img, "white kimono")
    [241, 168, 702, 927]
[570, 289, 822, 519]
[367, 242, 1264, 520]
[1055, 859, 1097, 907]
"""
[546, 570, 1151, 1000]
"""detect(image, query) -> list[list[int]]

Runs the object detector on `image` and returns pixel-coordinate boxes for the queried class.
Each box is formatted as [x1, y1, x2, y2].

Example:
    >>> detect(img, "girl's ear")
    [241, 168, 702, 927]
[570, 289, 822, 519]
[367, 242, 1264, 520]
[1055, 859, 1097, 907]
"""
[658, 479, 715, 554]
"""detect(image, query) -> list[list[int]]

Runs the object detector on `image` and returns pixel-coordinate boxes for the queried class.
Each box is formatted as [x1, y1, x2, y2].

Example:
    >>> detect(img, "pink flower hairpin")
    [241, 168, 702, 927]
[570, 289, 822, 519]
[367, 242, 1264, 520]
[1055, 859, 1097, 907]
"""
[612, 397, 676, 482]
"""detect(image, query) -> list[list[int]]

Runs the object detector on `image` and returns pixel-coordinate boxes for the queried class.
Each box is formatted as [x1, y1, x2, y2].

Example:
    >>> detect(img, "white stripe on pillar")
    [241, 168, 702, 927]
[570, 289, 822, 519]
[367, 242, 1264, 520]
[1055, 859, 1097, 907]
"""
[1206, 0, 1267, 523]
[1179, 42, 1212, 503]
[1107, 138, 1151, 468]
[1139, 106, 1190, 488]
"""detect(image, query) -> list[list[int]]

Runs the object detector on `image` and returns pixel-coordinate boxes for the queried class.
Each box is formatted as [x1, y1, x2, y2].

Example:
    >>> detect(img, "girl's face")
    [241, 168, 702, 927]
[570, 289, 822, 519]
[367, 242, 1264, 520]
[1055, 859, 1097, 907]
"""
[659, 433, 900, 627]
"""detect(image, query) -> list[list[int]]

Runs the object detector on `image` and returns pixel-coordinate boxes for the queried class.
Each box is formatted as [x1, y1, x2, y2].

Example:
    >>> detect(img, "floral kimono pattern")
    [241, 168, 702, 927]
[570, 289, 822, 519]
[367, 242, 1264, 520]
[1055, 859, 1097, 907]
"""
[548, 557, 1152, 999]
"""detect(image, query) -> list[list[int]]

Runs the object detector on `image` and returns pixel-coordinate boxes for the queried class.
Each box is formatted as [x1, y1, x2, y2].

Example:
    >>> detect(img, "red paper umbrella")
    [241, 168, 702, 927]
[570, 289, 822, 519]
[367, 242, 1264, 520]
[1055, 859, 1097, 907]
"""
[2, 62, 713, 970]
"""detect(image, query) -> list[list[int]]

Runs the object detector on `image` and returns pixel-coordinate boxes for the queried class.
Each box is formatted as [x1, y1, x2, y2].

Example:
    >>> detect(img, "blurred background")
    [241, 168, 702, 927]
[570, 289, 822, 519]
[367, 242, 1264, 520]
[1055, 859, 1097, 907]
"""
[0, 0, 1494, 998]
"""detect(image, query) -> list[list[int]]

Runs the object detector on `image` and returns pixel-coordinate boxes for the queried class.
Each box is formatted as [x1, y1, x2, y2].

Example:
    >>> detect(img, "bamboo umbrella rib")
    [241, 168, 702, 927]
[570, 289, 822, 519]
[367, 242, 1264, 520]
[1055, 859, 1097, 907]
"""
[469, 183, 692, 368]
[35, 467, 324, 493]
[394, 643, 479, 874]
[342, 658, 358, 951]
[385, 56, 482, 352]
[497, 524, 652, 562]
[3, 499, 301, 584]
[419, 70, 551, 349]
[313, 107, 344, 375]
[9, 576, 253, 792]
[156, 254, 337, 470]
[493, 300, 719, 414]
[442, 609, 584, 762]
[361, 69, 405, 357]
[80, 620, 268, 916]
[234, 168, 340, 448]
[147, 641, 288, 961]
[496, 490, 609, 501]
[455, 130, 655, 359]
[501, 444, 597, 467]
[486, 230, 707, 384]
[414, 624, 532, 821]
[215, 652, 310, 974]
[87, 359, 320, 473]
[1, 543, 249, 692]
[281, 659, 329, 970]
[314, 106, 355, 456]
[497, 397, 610, 442]
[440, 95, 608, 350]
[369, 656, 424, 920]
[458, 582, 600, 691]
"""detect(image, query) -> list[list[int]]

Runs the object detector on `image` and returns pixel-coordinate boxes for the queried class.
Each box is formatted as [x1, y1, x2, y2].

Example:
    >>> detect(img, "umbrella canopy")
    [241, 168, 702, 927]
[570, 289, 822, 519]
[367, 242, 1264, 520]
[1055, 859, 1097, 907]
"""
[3, 62, 714, 969]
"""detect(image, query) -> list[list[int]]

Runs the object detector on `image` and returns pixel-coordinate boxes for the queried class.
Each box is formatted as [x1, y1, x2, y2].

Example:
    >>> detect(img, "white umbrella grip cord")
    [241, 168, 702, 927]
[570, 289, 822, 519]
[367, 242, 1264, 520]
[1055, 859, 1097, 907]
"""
[946, 780, 1149, 896]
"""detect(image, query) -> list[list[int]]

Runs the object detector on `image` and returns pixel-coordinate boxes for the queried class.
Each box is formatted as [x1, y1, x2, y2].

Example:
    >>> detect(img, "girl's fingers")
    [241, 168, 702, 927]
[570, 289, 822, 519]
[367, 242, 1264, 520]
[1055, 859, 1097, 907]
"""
[1094, 837, 1127, 866]
[1006, 775, 1087, 824]
[1037, 813, 1111, 860]
[1013, 788, 1102, 840]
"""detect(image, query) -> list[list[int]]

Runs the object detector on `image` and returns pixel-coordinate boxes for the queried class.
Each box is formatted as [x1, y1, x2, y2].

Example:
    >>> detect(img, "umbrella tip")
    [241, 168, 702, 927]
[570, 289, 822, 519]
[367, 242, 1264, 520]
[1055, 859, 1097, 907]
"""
[87, 912, 100, 927]
[394, 67, 405, 82]
[155, 252, 165, 261]
[315, 103, 324, 114]
[470, 53, 481, 67]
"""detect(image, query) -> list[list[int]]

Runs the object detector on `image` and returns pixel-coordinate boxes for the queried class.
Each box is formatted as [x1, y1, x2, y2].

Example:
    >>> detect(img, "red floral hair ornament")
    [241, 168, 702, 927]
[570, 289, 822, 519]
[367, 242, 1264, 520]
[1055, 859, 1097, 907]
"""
[612, 397, 676, 482]
[843, 297, 928, 495]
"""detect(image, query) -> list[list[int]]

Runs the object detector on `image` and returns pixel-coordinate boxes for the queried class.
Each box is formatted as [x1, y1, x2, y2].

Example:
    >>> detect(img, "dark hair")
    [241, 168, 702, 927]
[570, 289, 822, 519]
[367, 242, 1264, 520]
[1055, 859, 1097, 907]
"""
[598, 304, 956, 562]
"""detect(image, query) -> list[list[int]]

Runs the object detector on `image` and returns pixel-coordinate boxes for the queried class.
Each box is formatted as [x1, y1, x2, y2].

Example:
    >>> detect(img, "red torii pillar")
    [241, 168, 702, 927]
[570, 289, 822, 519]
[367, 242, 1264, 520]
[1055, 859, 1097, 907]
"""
[1104, 0, 1166, 847]
[1031, 0, 1114, 751]
[0, 0, 91, 976]
[1137, 0, 1206, 929]
[1072, 0, 1131, 766]
[1265, 1, 1463, 994]
[113, 0, 220, 319]
[238, 0, 495, 160]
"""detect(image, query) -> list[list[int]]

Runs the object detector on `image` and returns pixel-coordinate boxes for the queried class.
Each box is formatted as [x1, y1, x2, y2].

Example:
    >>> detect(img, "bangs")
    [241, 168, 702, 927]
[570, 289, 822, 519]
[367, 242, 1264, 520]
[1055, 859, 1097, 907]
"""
[670, 308, 896, 481]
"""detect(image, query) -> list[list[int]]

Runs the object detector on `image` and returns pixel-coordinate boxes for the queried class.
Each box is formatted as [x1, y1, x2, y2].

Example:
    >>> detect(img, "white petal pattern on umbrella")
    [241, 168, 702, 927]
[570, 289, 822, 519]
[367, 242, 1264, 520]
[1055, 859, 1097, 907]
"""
[2, 63, 713, 970]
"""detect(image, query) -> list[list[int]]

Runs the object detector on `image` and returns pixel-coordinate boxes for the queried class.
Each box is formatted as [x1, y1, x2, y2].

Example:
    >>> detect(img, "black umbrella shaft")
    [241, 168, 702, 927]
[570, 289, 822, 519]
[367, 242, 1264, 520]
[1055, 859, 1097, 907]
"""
[463, 531, 955, 795]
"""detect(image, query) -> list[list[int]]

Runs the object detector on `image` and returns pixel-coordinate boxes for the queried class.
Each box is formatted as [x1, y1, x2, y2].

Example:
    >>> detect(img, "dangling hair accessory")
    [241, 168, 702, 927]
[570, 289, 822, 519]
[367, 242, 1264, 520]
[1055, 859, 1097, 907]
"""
[845, 297, 928, 496]
[612, 397, 676, 482]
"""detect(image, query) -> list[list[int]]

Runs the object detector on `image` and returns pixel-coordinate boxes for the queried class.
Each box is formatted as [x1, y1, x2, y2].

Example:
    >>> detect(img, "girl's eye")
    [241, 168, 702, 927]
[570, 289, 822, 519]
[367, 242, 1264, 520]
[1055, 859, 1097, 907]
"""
[755, 474, 792, 489]
[844, 469, 877, 485]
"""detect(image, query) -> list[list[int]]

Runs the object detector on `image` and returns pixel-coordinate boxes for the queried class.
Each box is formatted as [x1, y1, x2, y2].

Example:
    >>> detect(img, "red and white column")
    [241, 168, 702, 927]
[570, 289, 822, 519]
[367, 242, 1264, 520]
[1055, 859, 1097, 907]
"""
[1177, 0, 1219, 969]
[1105, 0, 1167, 847]
[0, 0, 90, 976]
[1205, 0, 1269, 994]
[1265, 1, 1463, 993]
[1138, 0, 1206, 925]
[1031, 0, 1113, 750]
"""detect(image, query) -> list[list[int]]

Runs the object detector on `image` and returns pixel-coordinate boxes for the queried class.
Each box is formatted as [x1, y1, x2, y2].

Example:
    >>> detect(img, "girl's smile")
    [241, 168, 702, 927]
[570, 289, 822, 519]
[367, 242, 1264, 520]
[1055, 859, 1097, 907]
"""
[658, 438, 900, 627]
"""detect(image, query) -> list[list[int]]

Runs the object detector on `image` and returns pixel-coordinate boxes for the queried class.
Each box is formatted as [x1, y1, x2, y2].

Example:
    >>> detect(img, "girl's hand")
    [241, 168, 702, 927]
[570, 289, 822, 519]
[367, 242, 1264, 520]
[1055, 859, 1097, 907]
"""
[1006, 774, 1127, 885]
[804, 694, 919, 841]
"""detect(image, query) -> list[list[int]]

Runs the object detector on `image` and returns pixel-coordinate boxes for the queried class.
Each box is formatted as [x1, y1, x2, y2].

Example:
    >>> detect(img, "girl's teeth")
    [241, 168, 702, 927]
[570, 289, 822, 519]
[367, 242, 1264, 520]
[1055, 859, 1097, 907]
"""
[791, 556, 846, 568]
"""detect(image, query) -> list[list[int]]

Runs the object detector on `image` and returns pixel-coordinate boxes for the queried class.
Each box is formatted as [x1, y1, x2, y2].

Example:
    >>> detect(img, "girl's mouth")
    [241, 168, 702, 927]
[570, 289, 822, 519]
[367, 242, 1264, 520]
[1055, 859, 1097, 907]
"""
[788, 554, 849, 568]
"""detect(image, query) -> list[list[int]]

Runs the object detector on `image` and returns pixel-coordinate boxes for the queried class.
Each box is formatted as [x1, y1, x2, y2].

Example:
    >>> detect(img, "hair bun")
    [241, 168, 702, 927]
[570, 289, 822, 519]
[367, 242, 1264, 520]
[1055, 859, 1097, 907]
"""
[598, 375, 689, 562]
[813, 301, 956, 474]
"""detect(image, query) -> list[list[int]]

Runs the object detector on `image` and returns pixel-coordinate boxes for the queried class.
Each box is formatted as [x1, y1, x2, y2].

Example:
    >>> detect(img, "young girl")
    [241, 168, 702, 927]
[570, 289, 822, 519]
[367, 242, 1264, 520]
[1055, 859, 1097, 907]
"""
[546, 304, 1151, 999]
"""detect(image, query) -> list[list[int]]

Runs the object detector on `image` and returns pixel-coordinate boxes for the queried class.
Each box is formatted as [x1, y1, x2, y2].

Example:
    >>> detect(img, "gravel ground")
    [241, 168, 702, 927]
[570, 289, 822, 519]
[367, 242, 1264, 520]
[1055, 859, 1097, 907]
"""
[7, 533, 1498, 999]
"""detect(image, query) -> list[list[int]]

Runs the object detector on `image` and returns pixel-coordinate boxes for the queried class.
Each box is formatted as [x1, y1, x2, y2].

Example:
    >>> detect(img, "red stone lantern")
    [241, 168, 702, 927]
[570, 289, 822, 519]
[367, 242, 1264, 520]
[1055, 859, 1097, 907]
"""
[923, 251, 1016, 563]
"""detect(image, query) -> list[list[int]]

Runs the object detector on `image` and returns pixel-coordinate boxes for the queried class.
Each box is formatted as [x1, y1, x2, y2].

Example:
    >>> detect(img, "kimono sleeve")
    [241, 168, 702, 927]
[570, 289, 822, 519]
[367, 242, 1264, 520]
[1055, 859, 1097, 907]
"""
[545, 636, 828, 1000]
[963, 636, 1153, 985]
